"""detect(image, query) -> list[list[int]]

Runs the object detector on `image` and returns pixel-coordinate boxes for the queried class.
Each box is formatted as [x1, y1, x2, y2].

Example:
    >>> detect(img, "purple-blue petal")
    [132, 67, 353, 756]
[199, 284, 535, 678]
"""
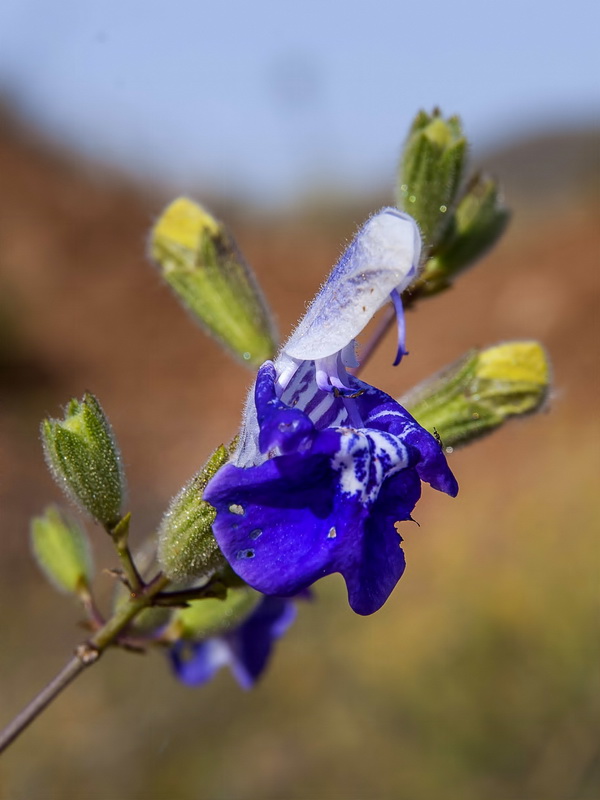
[170, 639, 229, 687]
[341, 468, 419, 614]
[229, 596, 297, 688]
[169, 596, 296, 689]
[205, 364, 458, 616]
[204, 442, 341, 598]
[255, 361, 316, 454]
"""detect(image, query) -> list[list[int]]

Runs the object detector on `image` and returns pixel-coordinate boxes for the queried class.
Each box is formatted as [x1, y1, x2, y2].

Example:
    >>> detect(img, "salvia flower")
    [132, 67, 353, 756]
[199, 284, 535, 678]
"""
[170, 596, 296, 689]
[204, 208, 458, 616]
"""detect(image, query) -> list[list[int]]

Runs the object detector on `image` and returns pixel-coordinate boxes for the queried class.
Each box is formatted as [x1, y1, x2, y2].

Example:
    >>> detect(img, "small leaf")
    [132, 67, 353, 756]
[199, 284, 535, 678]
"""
[30, 506, 93, 595]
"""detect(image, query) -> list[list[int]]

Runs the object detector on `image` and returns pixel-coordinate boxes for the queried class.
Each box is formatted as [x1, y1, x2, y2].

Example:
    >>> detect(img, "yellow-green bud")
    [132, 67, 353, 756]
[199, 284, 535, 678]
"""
[41, 394, 125, 528]
[422, 173, 510, 294]
[30, 506, 93, 595]
[171, 584, 261, 640]
[150, 197, 277, 368]
[397, 108, 467, 249]
[401, 341, 551, 449]
[158, 445, 229, 582]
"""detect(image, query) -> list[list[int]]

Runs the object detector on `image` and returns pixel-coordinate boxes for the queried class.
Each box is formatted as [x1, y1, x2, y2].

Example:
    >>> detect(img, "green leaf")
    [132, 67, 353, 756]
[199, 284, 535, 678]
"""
[30, 506, 93, 595]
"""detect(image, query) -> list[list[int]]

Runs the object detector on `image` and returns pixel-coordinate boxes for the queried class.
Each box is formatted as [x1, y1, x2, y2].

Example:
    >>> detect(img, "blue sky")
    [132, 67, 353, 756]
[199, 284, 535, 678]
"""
[0, 0, 597, 206]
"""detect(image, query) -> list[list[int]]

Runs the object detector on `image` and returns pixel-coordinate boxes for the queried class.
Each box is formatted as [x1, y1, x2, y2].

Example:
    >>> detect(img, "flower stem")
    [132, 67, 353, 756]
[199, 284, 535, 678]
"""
[0, 573, 170, 755]
[107, 513, 144, 591]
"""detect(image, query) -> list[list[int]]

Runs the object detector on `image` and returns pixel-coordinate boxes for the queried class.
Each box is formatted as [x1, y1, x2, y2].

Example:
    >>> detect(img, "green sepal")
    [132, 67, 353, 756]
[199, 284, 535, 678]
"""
[421, 173, 510, 294]
[397, 108, 468, 249]
[169, 583, 261, 641]
[150, 197, 277, 368]
[401, 341, 551, 449]
[30, 506, 93, 595]
[157, 444, 230, 582]
[41, 393, 125, 528]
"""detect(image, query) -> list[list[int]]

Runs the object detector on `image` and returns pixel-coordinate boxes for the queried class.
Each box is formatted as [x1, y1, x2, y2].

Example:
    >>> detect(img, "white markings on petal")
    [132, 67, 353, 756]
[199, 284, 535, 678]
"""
[331, 428, 409, 505]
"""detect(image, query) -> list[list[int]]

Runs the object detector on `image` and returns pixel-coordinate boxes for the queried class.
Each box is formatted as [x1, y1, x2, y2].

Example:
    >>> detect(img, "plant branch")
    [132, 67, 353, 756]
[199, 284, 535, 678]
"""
[0, 572, 170, 755]
[154, 581, 227, 606]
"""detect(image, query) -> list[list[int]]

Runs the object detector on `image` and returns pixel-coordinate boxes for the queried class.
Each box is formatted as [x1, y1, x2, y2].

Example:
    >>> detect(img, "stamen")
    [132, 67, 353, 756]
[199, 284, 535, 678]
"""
[342, 396, 364, 428]
[390, 289, 409, 366]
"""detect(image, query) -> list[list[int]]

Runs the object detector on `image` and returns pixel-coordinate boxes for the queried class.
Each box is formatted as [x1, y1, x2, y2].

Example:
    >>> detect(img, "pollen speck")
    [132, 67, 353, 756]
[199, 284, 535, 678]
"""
[229, 503, 245, 515]
[327, 527, 337, 539]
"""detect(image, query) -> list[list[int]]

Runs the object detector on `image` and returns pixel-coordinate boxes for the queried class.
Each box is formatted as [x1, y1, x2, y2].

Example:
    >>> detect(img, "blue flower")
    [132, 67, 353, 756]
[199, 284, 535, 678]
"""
[204, 208, 458, 615]
[170, 595, 296, 689]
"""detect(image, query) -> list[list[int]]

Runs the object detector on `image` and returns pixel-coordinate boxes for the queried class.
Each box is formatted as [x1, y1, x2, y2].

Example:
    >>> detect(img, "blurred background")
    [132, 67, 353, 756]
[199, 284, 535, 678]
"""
[0, 1, 598, 798]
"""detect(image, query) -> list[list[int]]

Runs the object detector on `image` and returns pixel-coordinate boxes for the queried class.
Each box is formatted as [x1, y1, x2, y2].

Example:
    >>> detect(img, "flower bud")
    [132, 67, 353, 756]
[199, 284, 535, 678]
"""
[400, 341, 551, 449]
[150, 197, 277, 368]
[170, 583, 261, 640]
[158, 445, 229, 582]
[41, 394, 125, 529]
[30, 506, 93, 595]
[397, 109, 467, 249]
[421, 173, 510, 294]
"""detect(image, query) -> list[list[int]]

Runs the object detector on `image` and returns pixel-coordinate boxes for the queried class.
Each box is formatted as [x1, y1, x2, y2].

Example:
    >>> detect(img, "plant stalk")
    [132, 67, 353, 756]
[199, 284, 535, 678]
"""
[0, 573, 170, 755]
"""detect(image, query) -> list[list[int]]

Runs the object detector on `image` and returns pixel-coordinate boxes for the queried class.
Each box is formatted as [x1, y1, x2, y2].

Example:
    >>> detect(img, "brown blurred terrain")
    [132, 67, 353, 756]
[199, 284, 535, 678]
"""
[0, 103, 598, 800]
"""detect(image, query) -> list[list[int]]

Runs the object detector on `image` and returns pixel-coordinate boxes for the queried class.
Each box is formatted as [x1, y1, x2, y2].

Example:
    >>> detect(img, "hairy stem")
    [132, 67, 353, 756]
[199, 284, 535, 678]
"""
[0, 573, 170, 755]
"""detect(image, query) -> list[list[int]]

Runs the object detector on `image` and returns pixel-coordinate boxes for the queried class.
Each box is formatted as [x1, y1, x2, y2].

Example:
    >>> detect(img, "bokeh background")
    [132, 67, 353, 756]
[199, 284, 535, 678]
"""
[0, 1, 598, 799]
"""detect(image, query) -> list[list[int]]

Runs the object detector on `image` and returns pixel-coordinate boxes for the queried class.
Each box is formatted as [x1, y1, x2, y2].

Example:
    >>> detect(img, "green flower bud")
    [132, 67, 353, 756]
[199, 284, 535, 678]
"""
[30, 506, 93, 595]
[158, 445, 230, 582]
[150, 197, 277, 368]
[41, 394, 125, 529]
[397, 108, 467, 249]
[401, 341, 551, 449]
[422, 173, 510, 294]
[171, 583, 261, 640]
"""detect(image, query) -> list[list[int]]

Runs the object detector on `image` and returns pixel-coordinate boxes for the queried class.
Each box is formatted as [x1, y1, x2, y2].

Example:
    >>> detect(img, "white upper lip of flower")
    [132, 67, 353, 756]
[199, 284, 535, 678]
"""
[282, 207, 421, 363]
